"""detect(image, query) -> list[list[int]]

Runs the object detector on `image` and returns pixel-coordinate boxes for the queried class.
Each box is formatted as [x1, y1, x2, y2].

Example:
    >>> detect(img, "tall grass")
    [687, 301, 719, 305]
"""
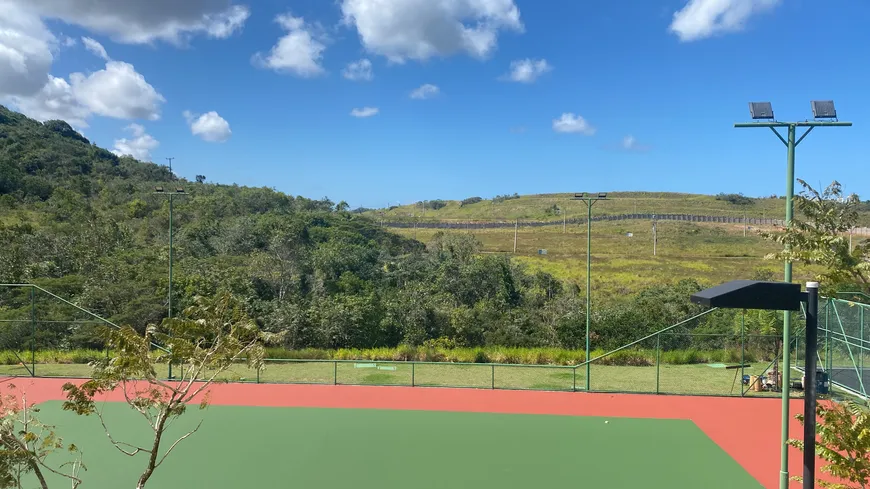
[0, 346, 766, 367]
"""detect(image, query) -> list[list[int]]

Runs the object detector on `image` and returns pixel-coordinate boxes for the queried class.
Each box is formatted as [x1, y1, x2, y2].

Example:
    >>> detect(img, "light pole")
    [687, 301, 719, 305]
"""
[734, 100, 851, 489]
[154, 185, 187, 321]
[572, 192, 607, 390]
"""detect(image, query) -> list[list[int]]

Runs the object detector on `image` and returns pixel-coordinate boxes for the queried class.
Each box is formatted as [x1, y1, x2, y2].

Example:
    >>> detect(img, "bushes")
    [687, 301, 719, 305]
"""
[460, 197, 482, 207]
[5, 346, 763, 367]
[492, 193, 520, 204]
[715, 193, 754, 206]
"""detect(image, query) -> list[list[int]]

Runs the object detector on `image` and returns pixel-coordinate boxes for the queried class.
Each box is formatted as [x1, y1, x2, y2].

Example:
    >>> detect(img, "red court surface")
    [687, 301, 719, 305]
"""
[6, 377, 829, 489]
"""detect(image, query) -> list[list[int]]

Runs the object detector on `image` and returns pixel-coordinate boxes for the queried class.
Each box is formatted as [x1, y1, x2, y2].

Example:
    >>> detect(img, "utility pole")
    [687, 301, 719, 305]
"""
[513, 220, 518, 253]
[563, 209, 566, 234]
[572, 192, 608, 391]
[652, 216, 657, 256]
[735, 100, 852, 489]
[744, 214, 747, 238]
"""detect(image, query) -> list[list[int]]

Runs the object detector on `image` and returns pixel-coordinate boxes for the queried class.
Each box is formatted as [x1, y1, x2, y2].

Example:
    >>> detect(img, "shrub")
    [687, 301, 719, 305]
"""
[492, 193, 520, 204]
[715, 193, 754, 206]
[460, 197, 482, 207]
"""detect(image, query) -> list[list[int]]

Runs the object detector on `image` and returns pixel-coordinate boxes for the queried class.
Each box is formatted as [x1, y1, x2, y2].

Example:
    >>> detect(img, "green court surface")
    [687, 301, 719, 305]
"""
[34, 402, 763, 489]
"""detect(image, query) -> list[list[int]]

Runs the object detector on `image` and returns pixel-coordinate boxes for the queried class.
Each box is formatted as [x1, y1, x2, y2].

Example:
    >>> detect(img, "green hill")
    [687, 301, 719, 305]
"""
[3, 104, 717, 354]
[369, 191, 870, 225]
[0, 104, 859, 357]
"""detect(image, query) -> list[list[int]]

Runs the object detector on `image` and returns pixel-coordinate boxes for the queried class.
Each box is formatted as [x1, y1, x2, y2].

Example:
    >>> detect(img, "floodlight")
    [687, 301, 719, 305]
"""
[175, 187, 185, 193]
[155, 186, 164, 193]
[749, 102, 775, 120]
[574, 193, 586, 199]
[598, 193, 607, 199]
[690, 280, 802, 311]
[811, 100, 837, 119]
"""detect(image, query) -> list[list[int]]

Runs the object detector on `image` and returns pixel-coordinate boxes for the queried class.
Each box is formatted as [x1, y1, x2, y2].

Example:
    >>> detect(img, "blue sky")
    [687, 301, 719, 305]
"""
[2, 0, 868, 208]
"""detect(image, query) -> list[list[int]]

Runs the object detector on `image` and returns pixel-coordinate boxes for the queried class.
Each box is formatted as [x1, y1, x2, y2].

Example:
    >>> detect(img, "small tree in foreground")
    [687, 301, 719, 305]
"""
[761, 179, 869, 294]
[788, 399, 870, 489]
[0, 384, 84, 489]
[62, 293, 280, 489]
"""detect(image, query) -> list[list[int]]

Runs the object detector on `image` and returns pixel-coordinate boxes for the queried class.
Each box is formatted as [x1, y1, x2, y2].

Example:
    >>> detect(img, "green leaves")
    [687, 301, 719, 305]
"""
[761, 180, 868, 293]
[788, 400, 870, 489]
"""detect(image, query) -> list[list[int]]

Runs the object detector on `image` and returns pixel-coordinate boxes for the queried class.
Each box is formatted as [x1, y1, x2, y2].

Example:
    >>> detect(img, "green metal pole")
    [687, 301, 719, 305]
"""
[167, 193, 174, 380]
[169, 192, 173, 321]
[655, 333, 660, 394]
[778, 124, 796, 489]
[412, 362, 415, 387]
[586, 200, 592, 391]
[30, 286, 35, 377]
[861, 306, 865, 375]
[741, 311, 746, 397]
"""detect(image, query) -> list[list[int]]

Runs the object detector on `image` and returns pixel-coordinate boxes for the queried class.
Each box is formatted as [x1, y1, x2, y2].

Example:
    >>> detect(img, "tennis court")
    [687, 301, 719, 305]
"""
[17, 378, 811, 489]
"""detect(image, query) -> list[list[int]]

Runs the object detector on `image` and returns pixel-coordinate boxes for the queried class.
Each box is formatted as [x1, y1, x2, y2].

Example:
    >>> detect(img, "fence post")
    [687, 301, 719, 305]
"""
[30, 286, 36, 377]
[572, 367, 576, 392]
[334, 361, 338, 385]
[257, 366, 260, 384]
[825, 305, 832, 373]
[741, 312, 746, 397]
[655, 333, 661, 395]
[412, 362, 415, 387]
[861, 306, 865, 374]
[491, 365, 495, 389]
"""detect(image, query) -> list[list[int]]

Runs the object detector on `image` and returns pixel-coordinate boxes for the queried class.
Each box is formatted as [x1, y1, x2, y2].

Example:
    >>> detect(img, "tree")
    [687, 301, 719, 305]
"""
[788, 400, 870, 489]
[0, 384, 84, 489]
[61, 293, 280, 489]
[761, 180, 869, 293]
[195, 175, 206, 184]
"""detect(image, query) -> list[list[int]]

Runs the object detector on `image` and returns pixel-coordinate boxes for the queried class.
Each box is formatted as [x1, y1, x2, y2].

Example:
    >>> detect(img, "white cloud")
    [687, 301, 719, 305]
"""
[0, 0, 56, 97]
[340, 0, 523, 63]
[552, 113, 596, 135]
[342, 58, 373, 81]
[622, 135, 638, 149]
[81, 37, 109, 60]
[112, 123, 159, 160]
[350, 107, 379, 118]
[184, 110, 231, 142]
[502, 58, 551, 83]
[11, 60, 164, 127]
[61, 36, 77, 47]
[410, 84, 439, 100]
[70, 61, 165, 120]
[22, 0, 250, 45]
[253, 13, 327, 77]
[12, 76, 90, 127]
[669, 0, 781, 42]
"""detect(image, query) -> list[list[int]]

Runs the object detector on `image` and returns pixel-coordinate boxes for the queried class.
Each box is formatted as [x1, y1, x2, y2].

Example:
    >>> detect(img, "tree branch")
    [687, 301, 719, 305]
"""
[154, 420, 203, 469]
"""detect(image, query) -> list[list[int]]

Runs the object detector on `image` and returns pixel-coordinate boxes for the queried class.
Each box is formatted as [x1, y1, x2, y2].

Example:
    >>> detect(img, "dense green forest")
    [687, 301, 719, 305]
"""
[0, 105, 779, 355]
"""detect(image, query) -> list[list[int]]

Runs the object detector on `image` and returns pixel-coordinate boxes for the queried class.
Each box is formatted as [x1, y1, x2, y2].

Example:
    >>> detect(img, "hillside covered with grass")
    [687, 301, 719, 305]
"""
[0, 105, 857, 363]
[370, 191, 870, 225]
[0, 105, 745, 357]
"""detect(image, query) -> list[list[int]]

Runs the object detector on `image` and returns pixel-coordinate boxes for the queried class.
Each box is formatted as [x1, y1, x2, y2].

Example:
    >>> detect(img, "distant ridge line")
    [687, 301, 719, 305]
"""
[379, 213, 870, 235]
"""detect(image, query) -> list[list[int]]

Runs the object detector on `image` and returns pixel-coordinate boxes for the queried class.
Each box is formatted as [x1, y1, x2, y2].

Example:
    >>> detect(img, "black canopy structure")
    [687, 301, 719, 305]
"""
[691, 280, 819, 489]
[690, 280, 803, 311]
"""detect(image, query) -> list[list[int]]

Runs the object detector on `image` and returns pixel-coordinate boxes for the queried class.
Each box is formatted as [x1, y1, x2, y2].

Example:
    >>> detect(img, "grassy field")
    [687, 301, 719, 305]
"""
[372, 192, 793, 221]
[0, 359, 791, 398]
[392, 219, 824, 292]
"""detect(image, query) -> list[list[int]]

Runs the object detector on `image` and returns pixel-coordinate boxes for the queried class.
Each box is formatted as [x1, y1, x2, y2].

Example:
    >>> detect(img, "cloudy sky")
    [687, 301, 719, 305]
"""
[1, 0, 867, 207]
